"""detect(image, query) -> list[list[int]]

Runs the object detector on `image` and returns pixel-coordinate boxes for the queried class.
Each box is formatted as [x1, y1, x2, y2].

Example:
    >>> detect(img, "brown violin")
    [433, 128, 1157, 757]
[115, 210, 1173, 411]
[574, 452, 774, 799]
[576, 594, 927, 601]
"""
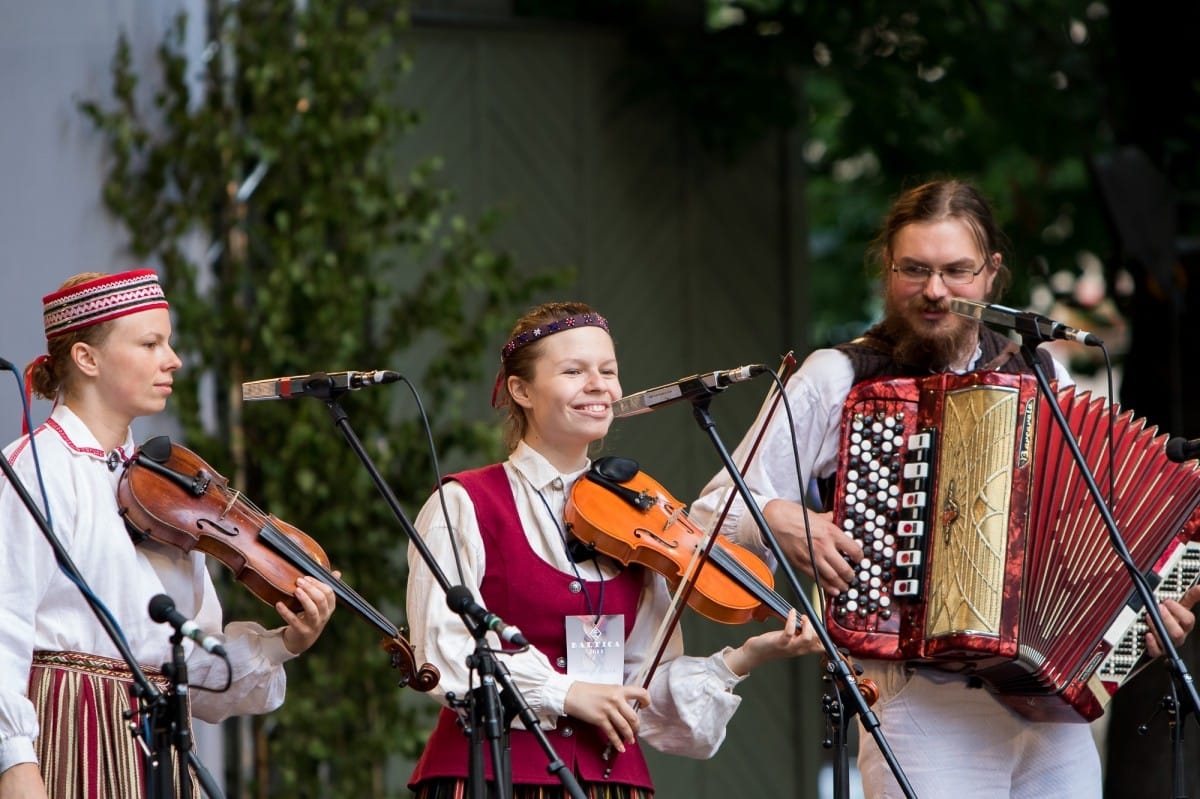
[117, 435, 439, 692]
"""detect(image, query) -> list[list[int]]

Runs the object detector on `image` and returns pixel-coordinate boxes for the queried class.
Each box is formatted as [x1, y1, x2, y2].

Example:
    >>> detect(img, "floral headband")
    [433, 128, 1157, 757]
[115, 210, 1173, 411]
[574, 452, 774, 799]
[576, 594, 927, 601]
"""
[491, 312, 610, 407]
[42, 269, 168, 340]
[499, 312, 609, 361]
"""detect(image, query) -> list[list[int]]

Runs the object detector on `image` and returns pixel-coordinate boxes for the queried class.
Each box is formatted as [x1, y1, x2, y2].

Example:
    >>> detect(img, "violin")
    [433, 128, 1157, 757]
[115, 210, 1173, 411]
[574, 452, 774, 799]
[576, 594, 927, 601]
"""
[564, 456, 796, 626]
[565, 455, 879, 712]
[116, 435, 439, 692]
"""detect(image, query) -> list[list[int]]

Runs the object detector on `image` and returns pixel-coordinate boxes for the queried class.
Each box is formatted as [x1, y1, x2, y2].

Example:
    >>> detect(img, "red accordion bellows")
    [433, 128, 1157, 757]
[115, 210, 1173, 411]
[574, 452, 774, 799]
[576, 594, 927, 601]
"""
[826, 371, 1200, 722]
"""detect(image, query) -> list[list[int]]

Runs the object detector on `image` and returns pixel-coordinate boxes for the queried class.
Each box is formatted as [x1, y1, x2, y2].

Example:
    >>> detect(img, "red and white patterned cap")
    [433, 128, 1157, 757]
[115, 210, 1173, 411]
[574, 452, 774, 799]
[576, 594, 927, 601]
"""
[42, 269, 169, 340]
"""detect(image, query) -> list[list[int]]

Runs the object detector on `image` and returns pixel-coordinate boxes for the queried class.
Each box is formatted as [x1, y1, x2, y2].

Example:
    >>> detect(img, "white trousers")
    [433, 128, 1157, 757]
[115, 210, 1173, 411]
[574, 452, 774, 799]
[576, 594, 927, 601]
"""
[855, 663, 1102, 799]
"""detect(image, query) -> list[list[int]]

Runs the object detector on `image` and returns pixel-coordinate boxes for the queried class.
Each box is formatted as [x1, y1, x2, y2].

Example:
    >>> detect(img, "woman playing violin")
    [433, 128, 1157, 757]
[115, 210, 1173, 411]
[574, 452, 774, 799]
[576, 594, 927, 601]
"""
[406, 301, 821, 799]
[0, 270, 336, 799]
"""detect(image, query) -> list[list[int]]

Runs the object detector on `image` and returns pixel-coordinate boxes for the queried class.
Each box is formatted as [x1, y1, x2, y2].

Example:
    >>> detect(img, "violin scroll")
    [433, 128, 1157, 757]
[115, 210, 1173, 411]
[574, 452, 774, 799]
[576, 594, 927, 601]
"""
[825, 651, 879, 707]
[383, 635, 441, 692]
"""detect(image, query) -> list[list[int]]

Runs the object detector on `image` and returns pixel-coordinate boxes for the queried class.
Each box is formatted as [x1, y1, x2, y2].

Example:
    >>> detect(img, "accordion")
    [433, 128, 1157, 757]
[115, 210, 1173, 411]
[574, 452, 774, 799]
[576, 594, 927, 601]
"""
[826, 371, 1200, 722]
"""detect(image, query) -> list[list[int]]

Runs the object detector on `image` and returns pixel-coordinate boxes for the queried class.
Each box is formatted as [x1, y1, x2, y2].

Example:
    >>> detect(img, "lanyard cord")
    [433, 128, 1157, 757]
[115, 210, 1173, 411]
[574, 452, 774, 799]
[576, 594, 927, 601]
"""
[531, 480, 605, 625]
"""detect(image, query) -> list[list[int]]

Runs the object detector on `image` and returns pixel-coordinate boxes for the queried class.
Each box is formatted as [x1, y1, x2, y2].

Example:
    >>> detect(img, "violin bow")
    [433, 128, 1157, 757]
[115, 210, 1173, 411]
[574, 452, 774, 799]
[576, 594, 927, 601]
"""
[600, 354, 798, 776]
[631, 351, 799, 691]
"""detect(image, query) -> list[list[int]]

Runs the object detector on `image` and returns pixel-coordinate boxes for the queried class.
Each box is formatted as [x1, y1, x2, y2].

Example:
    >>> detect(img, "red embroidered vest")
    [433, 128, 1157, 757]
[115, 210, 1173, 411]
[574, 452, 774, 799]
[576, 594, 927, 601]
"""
[408, 463, 652, 790]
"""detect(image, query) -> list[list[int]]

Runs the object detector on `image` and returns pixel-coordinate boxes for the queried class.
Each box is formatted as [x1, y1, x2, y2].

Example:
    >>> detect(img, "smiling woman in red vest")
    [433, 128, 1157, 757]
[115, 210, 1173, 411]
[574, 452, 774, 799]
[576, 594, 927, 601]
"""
[406, 301, 821, 799]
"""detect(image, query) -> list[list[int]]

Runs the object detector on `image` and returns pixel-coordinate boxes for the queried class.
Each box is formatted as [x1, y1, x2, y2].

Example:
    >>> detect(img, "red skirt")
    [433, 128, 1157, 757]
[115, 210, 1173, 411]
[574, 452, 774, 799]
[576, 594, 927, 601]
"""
[29, 650, 200, 799]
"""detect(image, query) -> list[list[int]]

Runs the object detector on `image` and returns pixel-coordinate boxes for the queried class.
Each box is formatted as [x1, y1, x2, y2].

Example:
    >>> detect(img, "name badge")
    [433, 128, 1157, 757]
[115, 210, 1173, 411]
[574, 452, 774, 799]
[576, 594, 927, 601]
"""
[564, 613, 625, 684]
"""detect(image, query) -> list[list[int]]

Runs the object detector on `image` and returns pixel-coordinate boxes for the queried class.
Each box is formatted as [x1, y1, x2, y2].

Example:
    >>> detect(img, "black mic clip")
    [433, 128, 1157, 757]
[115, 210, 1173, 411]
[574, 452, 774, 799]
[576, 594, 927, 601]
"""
[446, 585, 530, 648]
[149, 594, 228, 657]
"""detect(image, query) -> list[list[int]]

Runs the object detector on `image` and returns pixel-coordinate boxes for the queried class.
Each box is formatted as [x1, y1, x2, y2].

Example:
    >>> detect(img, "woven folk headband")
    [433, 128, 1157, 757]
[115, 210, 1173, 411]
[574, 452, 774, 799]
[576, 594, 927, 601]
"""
[42, 269, 169, 340]
[491, 312, 611, 407]
[499, 312, 610, 361]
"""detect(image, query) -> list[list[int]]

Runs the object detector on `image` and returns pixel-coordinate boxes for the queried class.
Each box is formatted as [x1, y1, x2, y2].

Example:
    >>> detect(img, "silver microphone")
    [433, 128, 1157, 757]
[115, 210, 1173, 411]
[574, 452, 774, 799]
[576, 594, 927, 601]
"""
[612, 364, 767, 418]
[242, 370, 402, 401]
[948, 298, 1102, 346]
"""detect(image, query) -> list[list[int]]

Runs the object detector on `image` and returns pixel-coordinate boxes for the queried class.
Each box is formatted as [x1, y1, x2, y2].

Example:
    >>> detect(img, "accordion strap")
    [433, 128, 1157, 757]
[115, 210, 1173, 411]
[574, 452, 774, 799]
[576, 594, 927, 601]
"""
[979, 340, 1023, 371]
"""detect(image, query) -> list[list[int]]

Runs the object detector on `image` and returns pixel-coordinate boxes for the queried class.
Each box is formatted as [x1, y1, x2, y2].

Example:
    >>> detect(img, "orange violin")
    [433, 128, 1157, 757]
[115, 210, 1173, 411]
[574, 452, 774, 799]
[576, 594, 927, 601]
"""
[564, 456, 796, 626]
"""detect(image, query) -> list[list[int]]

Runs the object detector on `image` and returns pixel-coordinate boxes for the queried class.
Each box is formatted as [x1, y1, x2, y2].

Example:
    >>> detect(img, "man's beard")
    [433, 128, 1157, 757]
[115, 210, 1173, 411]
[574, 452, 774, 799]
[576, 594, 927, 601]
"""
[881, 293, 979, 372]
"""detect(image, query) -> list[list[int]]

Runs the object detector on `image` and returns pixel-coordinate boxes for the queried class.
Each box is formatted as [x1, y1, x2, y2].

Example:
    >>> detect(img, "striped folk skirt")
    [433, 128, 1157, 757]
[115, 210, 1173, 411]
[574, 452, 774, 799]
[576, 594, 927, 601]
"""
[413, 777, 653, 799]
[29, 650, 200, 799]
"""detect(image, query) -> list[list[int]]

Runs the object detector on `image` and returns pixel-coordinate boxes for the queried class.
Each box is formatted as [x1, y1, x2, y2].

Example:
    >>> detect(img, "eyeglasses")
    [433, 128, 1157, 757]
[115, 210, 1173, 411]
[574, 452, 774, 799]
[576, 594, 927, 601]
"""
[891, 262, 987, 286]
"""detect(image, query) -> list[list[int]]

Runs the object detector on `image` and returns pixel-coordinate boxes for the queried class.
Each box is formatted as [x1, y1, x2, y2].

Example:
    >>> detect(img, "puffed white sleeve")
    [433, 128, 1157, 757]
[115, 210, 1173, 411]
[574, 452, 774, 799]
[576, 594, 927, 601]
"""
[407, 482, 574, 730]
[186, 556, 294, 723]
[622, 571, 749, 759]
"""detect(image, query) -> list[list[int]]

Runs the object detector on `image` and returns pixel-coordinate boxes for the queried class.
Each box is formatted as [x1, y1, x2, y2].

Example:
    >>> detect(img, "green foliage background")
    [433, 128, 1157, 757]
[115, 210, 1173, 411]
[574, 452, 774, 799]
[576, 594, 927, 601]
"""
[603, 1, 1126, 340]
[76, 0, 1200, 796]
[80, 1, 564, 795]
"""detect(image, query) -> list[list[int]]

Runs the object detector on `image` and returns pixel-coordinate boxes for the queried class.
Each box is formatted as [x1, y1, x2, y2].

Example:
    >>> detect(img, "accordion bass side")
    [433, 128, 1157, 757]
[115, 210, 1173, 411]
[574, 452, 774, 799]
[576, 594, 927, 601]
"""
[826, 371, 1200, 722]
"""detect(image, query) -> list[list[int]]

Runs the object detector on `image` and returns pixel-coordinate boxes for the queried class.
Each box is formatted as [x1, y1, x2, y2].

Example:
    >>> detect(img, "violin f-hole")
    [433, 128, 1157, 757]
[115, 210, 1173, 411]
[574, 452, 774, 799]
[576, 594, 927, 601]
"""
[637, 527, 677, 549]
[197, 517, 242, 539]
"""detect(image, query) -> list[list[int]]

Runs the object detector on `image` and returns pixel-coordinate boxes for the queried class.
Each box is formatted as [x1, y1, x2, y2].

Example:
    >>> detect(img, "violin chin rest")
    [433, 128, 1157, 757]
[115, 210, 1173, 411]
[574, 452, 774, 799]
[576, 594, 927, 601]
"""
[591, 456, 640, 484]
[139, 435, 175, 464]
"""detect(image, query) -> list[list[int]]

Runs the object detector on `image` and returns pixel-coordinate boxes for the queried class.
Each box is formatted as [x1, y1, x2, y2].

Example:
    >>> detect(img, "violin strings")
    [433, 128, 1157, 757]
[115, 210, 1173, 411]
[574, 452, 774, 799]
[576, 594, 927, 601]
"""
[259, 521, 400, 636]
[655, 495, 789, 619]
[214, 482, 400, 637]
[702, 535, 794, 621]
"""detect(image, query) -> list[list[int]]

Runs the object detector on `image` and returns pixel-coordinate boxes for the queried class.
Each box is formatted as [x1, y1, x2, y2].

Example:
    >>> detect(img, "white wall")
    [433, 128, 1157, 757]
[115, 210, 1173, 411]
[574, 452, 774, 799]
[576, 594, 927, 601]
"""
[0, 0, 190, 427]
[0, 0, 224, 780]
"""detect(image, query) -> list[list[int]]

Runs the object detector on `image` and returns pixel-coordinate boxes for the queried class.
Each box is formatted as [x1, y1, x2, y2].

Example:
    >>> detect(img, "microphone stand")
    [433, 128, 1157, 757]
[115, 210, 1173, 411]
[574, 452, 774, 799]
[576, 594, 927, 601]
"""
[451, 624, 575, 799]
[821, 661, 864, 799]
[686, 393, 917, 799]
[1016, 337, 1200, 797]
[159, 624, 225, 799]
[0, 444, 225, 798]
[310, 386, 585, 799]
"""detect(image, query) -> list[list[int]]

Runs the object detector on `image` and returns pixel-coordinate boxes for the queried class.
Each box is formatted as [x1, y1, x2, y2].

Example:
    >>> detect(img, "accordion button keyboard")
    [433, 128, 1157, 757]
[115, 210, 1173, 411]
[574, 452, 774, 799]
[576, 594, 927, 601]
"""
[834, 411, 929, 624]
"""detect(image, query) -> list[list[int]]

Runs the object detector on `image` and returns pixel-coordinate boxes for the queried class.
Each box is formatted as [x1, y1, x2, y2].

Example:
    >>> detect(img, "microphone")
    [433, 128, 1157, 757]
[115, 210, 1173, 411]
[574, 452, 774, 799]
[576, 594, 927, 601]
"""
[445, 585, 530, 648]
[1166, 436, 1200, 463]
[148, 594, 228, 657]
[611, 364, 768, 418]
[242, 369, 401, 401]
[947, 298, 1102, 346]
